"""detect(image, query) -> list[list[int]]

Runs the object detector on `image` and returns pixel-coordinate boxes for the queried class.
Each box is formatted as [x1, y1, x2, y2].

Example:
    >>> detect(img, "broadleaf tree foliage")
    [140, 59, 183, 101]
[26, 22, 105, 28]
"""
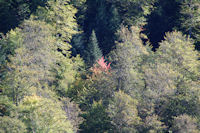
[0, 0, 200, 132]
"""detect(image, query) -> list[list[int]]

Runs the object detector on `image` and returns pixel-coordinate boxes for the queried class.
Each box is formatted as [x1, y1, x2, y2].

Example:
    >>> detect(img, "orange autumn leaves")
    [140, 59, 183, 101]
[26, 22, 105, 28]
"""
[90, 57, 111, 78]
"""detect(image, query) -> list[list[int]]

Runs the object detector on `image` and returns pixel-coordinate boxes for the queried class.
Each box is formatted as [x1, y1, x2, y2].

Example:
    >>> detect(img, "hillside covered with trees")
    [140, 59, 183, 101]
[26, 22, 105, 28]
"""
[0, 0, 200, 132]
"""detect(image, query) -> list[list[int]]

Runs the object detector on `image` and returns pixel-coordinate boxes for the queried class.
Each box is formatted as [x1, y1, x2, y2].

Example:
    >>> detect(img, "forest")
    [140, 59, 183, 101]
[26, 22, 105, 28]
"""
[0, 0, 200, 132]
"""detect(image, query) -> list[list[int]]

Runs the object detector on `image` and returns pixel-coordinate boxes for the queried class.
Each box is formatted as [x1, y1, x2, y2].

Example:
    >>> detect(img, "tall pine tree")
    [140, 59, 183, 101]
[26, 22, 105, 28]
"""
[85, 30, 102, 66]
[82, 0, 120, 55]
[179, 0, 200, 50]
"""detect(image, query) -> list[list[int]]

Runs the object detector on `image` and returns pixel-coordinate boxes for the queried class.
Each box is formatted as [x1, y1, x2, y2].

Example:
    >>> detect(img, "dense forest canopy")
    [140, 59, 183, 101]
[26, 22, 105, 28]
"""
[0, 0, 200, 132]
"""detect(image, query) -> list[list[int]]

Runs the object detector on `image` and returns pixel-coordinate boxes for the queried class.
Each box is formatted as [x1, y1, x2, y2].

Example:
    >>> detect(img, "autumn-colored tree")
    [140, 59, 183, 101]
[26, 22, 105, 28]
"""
[90, 57, 111, 78]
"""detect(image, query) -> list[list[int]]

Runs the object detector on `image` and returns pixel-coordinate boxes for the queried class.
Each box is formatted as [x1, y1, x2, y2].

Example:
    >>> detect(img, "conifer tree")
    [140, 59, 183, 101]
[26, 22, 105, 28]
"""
[179, 0, 200, 50]
[81, 0, 120, 55]
[85, 30, 102, 66]
[95, 1, 120, 54]
[108, 5, 120, 33]
[107, 0, 155, 26]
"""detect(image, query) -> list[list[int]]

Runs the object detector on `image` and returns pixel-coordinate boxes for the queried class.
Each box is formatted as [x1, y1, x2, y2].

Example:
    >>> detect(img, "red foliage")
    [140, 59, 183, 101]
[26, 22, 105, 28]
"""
[91, 57, 111, 76]
[97, 57, 111, 71]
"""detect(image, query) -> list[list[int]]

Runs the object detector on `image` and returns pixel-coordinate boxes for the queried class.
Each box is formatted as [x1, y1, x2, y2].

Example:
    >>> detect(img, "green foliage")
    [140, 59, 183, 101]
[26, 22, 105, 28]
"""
[0, 29, 22, 85]
[35, 0, 78, 46]
[0, 30, 22, 65]
[179, 0, 200, 50]
[143, 63, 179, 98]
[157, 31, 200, 78]
[108, 90, 140, 132]
[1, 0, 200, 132]
[80, 101, 112, 133]
[159, 80, 200, 125]
[144, 0, 182, 50]
[143, 115, 166, 133]
[109, 26, 148, 93]
[80, 0, 121, 54]
[0, 0, 46, 33]
[62, 98, 83, 132]
[53, 53, 84, 97]
[145, 31, 200, 131]
[2, 19, 57, 105]
[73, 64, 115, 111]
[0, 116, 27, 133]
[171, 114, 199, 133]
[107, 0, 155, 26]
[94, 0, 120, 54]
[91, 74, 115, 106]
[85, 30, 102, 66]
[0, 96, 15, 116]
[19, 94, 73, 133]
[71, 0, 86, 8]
[33, 0, 84, 97]
[0, 29, 28, 105]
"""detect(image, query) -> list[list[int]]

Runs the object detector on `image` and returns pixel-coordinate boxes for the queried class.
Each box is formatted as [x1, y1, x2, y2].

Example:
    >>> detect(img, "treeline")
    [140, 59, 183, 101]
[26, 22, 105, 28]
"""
[0, 0, 200, 133]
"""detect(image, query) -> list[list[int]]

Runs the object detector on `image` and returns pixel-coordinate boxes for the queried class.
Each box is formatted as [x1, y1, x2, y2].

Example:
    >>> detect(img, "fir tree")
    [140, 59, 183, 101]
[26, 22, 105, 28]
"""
[95, 1, 120, 54]
[107, 0, 155, 26]
[81, 0, 120, 55]
[85, 30, 102, 66]
[179, 0, 200, 50]
[0, 0, 46, 33]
